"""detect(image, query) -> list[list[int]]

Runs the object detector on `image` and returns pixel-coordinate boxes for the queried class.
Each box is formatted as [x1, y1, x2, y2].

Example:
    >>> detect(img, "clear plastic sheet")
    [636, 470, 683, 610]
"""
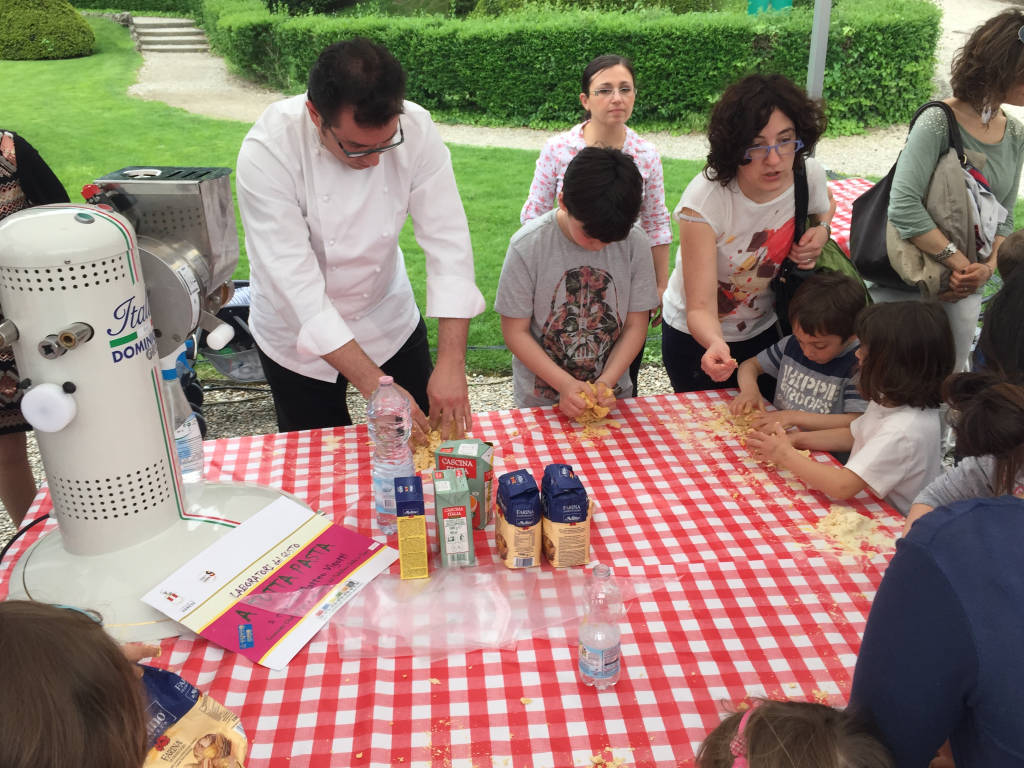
[239, 562, 674, 660]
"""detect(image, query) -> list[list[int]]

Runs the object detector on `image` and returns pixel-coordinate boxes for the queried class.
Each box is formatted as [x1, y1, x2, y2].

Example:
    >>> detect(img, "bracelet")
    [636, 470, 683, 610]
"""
[931, 242, 958, 264]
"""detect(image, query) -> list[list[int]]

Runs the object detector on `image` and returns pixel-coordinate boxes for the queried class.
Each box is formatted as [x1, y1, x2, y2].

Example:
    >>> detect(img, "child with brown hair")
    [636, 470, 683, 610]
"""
[696, 699, 893, 768]
[0, 600, 149, 768]
[996, 228, 1024, 282]
[747, 301, 955, 514]
[730, 272, 868, 430]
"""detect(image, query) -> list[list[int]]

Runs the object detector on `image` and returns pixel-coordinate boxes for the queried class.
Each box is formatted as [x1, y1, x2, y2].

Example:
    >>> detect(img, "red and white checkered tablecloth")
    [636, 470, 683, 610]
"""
[0, 391, 902, 768]
[828, 177, 873, 257]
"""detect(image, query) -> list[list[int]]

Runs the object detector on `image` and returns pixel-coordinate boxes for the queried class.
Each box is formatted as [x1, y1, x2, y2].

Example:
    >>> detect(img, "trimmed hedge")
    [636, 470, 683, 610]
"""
[70, 0, 199, 11]
[1, 0, 95, 60]
[199, 0, 940, 132]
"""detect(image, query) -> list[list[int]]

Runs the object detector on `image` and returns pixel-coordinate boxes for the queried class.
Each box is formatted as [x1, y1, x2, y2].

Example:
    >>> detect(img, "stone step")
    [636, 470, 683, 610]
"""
[140, 43, 210, 53]
[137, 26, 202, 37]
[132, 16, 196, 29]
[139, 34, 208, 46]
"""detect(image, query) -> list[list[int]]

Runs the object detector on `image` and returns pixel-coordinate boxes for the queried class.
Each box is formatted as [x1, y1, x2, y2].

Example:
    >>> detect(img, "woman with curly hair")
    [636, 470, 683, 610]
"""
[660, 73, 834, 393]
[882, 8, 1024, 373]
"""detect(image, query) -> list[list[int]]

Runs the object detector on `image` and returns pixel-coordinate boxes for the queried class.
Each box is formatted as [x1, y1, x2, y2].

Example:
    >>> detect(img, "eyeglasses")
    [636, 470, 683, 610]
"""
[326, 121, 404, 158]
[590, 86, 635, 98]
[1019, 24, 1024, 44]
[743, 138, 805, 161]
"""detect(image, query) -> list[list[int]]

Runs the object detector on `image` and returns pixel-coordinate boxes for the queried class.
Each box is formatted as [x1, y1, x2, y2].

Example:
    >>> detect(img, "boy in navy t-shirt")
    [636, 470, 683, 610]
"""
[730, 272, 868, 433]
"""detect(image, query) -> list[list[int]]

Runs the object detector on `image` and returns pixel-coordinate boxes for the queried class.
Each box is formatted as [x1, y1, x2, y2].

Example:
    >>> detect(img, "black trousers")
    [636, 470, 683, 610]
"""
[661, 321, 779, 402]
[257, 318, 432, 432]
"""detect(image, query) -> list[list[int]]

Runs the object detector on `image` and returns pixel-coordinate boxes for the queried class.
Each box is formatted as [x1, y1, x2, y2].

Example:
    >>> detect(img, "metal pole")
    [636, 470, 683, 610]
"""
[806, 0, 832, 100]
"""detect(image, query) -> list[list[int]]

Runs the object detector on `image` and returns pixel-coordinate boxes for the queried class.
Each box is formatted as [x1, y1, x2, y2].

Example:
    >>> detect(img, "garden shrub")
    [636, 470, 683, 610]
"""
[70, 0, 200, 10]
[199, 0, 939, 132]
[266, 0, 360, 15]
[1, 0, 95, 60]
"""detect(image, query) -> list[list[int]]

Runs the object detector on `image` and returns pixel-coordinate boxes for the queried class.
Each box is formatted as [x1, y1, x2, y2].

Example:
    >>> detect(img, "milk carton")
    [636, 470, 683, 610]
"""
[540, 464, 590, 567]
[395, 475, 428, 580]
[432, 468, 476, 567]
[495, 469, 542, 569]
[436, 439, 494, 529]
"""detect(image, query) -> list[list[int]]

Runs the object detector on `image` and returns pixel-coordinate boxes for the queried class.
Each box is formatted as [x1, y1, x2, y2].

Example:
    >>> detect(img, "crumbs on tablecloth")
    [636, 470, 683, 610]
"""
[429, 677, 441, 684]
[582, 747, 631, 768]
[802, 505, 896, 555]
[520, 697, 533, 705]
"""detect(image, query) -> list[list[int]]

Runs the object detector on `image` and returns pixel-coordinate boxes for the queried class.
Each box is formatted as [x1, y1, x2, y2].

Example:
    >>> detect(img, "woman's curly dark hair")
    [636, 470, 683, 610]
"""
[950, 9, 1024, 116]
[704, 73, 826, 187]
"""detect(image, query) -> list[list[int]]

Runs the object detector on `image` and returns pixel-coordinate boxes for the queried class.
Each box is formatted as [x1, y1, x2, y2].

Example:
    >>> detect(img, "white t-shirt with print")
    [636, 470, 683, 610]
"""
[661, 156, 830, 341]
[846, 401, 943, 515]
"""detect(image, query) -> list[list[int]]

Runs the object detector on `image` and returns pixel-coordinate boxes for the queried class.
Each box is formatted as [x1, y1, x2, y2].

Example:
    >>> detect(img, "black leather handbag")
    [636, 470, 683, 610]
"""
[849, 101, 960, 290]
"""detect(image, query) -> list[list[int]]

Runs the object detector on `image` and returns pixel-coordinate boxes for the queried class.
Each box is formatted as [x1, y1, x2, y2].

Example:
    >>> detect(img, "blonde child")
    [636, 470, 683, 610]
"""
[696, 699, 893, 768]
[747, 301, 955, 514]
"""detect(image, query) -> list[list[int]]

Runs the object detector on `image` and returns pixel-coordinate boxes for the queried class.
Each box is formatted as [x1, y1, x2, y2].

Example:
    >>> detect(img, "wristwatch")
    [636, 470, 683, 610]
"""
[931, 242, 958, 264]
[815, 221, 832, 239]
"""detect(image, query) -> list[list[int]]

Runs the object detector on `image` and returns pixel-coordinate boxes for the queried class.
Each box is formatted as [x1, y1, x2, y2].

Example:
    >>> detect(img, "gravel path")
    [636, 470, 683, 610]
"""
[1, 0, 1018, 546]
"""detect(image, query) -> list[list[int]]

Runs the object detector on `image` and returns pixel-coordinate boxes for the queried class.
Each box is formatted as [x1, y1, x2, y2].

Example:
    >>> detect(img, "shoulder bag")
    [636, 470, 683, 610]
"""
[849, 101, 959, 290]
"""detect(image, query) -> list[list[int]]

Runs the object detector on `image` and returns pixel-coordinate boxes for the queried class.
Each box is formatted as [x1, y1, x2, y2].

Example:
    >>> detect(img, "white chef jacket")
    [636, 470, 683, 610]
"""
[236, 95, 486, 382]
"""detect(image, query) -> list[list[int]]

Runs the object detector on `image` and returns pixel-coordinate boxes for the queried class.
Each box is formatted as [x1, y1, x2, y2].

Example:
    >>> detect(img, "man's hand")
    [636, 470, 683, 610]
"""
[426, 359, 471, 440]
[392, 381, 430, 446]
[701, 340, 737, 382]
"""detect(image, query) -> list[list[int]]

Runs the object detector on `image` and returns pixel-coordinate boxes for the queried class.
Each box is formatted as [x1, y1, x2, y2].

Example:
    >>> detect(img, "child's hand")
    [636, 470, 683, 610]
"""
[593, 380, 616, 409]
[557, 379, 589, 419]
[746, 425, 794, 465]
[701, 341, 737, 382]
[752, 409, 801, 432]
[729, 390, 765, 416]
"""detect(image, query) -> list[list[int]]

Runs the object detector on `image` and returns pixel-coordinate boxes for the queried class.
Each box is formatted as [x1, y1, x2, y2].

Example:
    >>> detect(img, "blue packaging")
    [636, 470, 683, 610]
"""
[541, 464, 589, 523]
[496, 469, 542, 528]
[395, 475, 425, 518]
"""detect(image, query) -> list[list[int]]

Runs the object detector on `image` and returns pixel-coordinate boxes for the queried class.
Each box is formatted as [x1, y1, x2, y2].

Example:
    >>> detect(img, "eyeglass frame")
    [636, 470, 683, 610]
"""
[743, 137, 805, 161]
[325, 120, 404, 158]
[1018, 24, 1024, 44]
[589, 86, 636, 99]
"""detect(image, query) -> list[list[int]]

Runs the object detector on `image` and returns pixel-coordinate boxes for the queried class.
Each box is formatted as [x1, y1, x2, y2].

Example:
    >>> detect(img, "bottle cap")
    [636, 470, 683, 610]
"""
[379, 375, 394, 386]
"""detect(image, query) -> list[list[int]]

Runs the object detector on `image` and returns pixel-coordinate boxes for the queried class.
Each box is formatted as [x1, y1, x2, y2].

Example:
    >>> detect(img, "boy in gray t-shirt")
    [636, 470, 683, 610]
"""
[495, 147, 659, 416]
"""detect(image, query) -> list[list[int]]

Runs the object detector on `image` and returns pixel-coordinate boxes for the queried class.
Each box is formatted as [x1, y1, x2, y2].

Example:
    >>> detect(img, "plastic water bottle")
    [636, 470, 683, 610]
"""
[578, 564, 623, 689]
[367, 375, 413, 536]
[160, 353, 204, 485]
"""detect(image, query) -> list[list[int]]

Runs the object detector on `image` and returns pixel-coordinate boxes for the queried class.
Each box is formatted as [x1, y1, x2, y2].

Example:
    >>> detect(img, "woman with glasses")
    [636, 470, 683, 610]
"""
[660, 74, 832, 394]
[879, 8, 1024, 374]
[521, 54, 671, 397]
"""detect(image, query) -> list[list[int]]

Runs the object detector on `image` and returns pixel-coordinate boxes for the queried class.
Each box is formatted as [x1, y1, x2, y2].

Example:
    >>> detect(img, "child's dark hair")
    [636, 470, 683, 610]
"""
[696, 700, 893, 768]
[855, 302, 954, 408]
[561, 146, 643, 243]
[0, 601, 147, 768]
[788, 272, 867, 340]
[977, 267, 1024, 379]
[997, 229, 1024, 283]
[705, 74, 826, 187]
[944, 372, 1024, 495]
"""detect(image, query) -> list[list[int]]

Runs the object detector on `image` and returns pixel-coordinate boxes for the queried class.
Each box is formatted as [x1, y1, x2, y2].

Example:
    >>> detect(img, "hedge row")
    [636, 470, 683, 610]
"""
[71, 0, 199, 11]
[200, 0, 939, 132]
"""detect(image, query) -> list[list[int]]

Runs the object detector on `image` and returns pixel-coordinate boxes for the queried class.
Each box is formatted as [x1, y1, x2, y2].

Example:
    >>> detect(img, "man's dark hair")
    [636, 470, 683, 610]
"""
[705, 73, 826, 187]
[560, 147, 642, 244]
[855, 301, 954, 409]
[307, 37, 406, 127]
[788, 272, 867, 340]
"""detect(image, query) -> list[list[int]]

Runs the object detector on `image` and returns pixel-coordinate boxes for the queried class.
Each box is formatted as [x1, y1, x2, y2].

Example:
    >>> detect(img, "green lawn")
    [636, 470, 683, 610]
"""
[12, 16, 1013, 375]
[2, 16, 702, 374]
